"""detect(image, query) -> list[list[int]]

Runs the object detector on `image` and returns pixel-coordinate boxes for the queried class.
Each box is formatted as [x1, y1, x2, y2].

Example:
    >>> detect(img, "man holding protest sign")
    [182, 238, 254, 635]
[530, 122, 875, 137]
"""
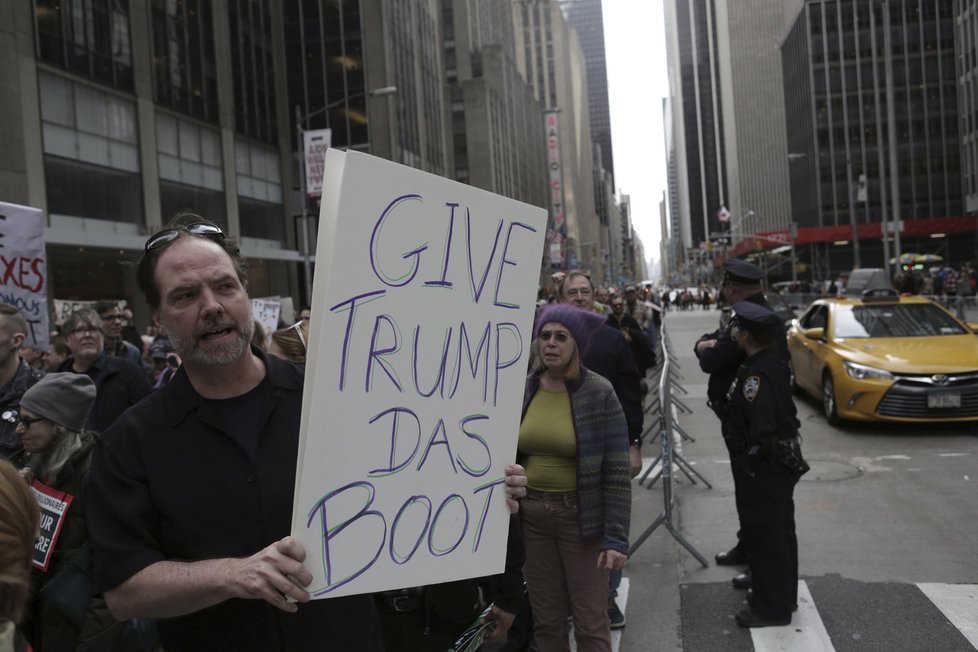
[85, 215, 529, 651]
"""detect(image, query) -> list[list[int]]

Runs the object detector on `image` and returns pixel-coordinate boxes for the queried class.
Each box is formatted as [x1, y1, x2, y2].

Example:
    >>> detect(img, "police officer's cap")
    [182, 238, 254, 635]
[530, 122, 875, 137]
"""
[723, 259, 765, 284]
[731, 301, 781, 335]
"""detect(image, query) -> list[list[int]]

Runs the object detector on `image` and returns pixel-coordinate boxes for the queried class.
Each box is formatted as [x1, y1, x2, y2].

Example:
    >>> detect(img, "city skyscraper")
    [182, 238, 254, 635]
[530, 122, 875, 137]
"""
[782, 0, 968, 275]
[560, 0, 615, 181]
[663, 0, 729, 260]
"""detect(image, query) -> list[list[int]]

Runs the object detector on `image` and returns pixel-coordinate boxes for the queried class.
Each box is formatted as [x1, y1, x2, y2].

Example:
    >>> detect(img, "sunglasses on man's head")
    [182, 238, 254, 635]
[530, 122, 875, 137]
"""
[145, 223, 225, 252]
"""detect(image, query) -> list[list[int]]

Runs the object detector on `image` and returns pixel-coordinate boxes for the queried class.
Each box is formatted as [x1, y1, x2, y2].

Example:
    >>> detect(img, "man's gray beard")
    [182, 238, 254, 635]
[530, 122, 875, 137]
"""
[164, 317, 254, 367]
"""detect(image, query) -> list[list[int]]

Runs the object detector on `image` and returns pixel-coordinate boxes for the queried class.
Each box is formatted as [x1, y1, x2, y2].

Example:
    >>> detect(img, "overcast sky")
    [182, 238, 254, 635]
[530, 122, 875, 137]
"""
[604, 1, 670, 280]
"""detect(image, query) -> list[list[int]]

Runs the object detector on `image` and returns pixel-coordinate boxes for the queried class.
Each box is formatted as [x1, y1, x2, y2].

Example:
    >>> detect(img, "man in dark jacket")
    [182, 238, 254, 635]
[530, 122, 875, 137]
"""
[58, 309, 151, 433]
[694, 259, 787, 590]
[561, 272, 644, 630]
[0, 305, 44, 465]
[606, 296, 654, 376]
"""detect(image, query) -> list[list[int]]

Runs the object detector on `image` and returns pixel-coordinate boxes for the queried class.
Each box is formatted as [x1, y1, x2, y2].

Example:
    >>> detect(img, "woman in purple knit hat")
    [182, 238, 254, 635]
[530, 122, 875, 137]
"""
[518, 304, 631, 651]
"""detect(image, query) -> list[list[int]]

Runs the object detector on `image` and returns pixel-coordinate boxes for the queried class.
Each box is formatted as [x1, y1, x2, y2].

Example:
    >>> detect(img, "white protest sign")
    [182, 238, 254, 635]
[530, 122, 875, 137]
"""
[291, 150, 546, 598]
[53, 300, 96, 327]
[0, 201, 48, 349]
[251, 298, 281, 335]
[31, 480, 74, 572]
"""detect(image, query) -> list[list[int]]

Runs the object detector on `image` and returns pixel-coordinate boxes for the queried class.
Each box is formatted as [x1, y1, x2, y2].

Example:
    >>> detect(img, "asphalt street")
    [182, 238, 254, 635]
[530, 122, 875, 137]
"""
[614, 307, 978, 652]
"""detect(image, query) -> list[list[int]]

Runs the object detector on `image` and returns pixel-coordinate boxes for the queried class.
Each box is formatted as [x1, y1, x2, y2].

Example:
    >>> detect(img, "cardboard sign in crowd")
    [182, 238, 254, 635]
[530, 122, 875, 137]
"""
[290, 151, 546, 598]
[0, 201, 48, 350]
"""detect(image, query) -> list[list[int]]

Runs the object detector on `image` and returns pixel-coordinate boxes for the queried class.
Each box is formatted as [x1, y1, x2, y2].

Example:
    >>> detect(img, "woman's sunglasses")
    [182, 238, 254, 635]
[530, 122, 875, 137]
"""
[538, 330, 570, 343]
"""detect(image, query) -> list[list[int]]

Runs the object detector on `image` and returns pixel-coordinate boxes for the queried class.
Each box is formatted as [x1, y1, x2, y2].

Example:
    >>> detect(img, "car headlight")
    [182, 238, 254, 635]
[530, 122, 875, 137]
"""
[843, 361, 893, 381]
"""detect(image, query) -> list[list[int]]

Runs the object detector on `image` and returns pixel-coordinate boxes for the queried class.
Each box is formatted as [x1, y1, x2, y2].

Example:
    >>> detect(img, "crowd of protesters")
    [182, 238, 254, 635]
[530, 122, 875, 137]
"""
[15, 211, 925, 650]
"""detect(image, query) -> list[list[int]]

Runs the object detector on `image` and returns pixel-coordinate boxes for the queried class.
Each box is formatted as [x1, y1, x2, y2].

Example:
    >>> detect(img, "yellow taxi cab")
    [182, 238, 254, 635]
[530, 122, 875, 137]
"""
[787, 269, 978, 425]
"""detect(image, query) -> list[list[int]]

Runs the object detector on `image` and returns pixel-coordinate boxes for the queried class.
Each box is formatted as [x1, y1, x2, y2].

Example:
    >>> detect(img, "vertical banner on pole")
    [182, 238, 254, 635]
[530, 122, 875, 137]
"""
[303, 129, 332, 199]
[291, 150, 547, 598]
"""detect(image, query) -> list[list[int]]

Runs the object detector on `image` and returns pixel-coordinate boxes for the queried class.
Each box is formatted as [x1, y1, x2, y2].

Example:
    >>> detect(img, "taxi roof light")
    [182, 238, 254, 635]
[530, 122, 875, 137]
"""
[844, 268, 899, 302]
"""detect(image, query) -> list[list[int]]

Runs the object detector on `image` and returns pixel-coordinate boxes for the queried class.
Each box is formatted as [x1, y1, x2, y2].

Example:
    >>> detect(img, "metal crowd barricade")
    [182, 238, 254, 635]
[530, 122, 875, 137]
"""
[637, 329, 710, 489]
[628, 323, 710, 566]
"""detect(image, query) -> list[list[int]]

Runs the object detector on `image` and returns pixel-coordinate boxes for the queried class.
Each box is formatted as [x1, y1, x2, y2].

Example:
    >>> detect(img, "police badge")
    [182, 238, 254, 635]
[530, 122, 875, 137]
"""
[743, 375, 760, 402]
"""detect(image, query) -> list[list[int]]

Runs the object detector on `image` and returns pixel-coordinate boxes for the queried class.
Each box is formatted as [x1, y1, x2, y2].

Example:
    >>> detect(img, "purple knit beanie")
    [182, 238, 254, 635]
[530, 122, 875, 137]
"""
[534, 304, 605, 353]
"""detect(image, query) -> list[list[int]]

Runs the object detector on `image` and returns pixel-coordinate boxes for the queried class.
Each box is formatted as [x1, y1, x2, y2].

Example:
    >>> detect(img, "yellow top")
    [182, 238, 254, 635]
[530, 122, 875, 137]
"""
[518, 387, 577, 492]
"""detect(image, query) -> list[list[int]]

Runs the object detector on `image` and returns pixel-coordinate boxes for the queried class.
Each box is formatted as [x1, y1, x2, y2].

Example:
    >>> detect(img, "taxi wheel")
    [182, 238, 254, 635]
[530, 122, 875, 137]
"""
[822, 373, 840, 425]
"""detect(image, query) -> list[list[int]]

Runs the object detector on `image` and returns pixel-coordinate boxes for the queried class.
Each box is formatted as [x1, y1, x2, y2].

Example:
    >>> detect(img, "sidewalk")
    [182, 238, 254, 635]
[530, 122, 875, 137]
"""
[619, 308, 744, 652]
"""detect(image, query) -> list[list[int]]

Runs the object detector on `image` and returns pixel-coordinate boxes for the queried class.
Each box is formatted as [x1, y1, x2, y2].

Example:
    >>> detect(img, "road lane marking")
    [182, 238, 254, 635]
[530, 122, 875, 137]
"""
[917, 583, 978, 648]
[751, 580, 835, 652]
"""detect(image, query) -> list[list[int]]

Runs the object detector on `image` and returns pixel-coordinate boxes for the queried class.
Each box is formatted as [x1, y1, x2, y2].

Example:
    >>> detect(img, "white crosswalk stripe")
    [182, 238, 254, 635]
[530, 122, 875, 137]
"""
[750, 581, 835, 652]
[918, 583, 978, 649]
[571, 579, 978, 650]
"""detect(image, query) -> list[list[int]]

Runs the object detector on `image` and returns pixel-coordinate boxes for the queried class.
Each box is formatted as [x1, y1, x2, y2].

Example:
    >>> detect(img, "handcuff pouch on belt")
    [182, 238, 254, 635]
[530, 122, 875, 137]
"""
[764, 436, 810, 477]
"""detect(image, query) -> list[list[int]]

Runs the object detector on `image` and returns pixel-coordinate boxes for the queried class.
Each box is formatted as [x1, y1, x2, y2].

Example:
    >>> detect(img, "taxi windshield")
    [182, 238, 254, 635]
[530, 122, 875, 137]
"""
[833, 303, 967, 338]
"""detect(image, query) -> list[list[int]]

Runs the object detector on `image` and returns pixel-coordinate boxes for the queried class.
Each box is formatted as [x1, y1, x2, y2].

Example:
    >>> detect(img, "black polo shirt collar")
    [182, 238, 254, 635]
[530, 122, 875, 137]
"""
[161, 346, 303, 428]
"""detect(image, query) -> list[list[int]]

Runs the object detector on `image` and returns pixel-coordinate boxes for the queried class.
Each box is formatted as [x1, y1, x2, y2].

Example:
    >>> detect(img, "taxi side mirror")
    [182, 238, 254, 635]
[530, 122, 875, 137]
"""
[803, 327, 825, 340]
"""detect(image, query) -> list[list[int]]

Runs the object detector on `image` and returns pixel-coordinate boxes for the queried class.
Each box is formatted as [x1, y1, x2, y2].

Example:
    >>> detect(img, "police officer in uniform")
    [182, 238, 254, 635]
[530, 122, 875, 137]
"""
[694, 259, 787, 589]
[724, 301, 809, 628]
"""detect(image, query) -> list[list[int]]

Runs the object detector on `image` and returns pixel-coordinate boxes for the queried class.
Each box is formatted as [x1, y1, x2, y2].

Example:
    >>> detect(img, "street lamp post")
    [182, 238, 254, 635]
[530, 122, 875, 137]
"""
[295, 86, 397, 302]
[787, 152, 805, 283]
[846, 159, 861, 268]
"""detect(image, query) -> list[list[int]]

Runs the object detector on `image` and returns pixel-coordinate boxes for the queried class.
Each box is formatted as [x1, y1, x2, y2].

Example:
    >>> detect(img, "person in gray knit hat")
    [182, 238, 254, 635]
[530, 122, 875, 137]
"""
[16, 372, 131, 649]
[18, 373, 96, 485]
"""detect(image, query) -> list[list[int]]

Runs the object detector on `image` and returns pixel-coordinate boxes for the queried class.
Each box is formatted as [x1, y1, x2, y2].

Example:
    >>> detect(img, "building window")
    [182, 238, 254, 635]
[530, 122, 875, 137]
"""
[157, 113, 224, 191]
[39, 71, 142, 224]
[34, 0, 134, 91]
[150, 0, 219, 122]
[160, 181, 227, 230]
[235, 138, 283, 241]
[285, 0, 368, 150]
[40, 71, 139, 170]
[45, 156, 142, 224]
[228, 0, 278, 144]
[239, 197, 285, 241]
[156, 111, 225, 227]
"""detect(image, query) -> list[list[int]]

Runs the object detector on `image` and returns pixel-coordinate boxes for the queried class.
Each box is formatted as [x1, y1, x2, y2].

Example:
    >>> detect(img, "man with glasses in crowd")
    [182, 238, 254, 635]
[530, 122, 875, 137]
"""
[58, 308, 151, 433]
[96, 300, 149, 373]
[694, 259, 787, 591]
[0, 304, 44, 466]
[85, 213, 528, 651]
